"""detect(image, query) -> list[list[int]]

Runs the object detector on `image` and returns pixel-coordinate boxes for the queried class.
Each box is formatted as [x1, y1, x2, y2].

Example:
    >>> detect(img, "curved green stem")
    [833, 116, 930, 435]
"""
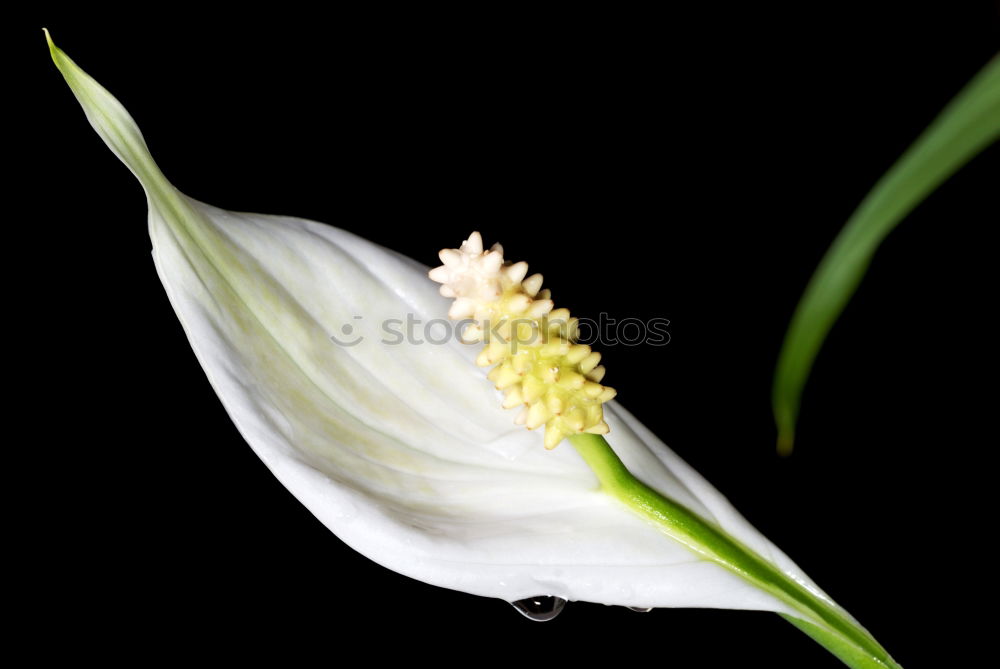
[569, 433, 901, 669]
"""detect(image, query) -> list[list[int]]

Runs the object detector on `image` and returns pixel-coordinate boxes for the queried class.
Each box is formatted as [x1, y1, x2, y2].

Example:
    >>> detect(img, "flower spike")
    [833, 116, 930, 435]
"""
[430, 232, 615, 449]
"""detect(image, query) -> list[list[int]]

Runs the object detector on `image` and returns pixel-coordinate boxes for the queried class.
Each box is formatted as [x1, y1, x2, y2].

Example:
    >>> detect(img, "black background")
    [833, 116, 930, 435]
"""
[13, 5, 998, 666]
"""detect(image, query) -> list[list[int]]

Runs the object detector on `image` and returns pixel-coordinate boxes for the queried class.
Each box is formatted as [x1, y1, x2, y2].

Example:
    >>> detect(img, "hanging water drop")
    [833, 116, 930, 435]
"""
[627, 606, 653, 613]
[511, 596, 567, 621]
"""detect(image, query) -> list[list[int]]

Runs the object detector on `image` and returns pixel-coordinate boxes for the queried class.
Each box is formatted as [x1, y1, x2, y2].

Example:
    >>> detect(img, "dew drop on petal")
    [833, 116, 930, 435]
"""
[511, 596, 567, 622]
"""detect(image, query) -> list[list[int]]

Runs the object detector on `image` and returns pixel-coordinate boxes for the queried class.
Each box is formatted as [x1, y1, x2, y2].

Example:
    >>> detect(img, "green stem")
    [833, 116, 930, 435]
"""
[569, 433, 900, 669]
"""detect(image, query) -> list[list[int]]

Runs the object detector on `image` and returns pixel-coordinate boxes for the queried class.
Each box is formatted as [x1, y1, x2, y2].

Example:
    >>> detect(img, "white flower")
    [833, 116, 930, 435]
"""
[48, 32, 897, 667]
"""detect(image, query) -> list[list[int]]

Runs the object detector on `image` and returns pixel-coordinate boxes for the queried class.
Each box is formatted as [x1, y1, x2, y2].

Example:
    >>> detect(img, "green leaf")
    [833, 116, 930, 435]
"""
[773, 54, 1000, 453]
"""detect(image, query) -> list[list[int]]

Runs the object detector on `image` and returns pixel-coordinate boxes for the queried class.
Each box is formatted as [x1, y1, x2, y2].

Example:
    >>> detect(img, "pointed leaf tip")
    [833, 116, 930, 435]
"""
[44, 28, 67, 72]
[43, 28, 55, 53]
[776, 431, 794, 457]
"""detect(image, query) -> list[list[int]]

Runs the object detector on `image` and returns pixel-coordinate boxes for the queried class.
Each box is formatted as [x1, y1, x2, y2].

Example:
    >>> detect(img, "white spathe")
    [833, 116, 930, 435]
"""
[52, 38, 836, 614]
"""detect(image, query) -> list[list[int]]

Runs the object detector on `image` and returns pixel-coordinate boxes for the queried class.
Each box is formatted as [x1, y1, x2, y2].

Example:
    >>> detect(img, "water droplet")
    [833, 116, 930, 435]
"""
[627, 606, 653, 613]
[511, 596, 567, 621]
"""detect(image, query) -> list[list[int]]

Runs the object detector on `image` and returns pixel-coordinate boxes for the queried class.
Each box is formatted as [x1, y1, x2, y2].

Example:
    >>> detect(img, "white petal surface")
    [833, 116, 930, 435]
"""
[53, 40, 835, 615]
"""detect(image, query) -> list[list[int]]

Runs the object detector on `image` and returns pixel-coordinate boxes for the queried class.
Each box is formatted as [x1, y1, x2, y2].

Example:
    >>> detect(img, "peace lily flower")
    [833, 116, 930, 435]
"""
[47, 32, 899, 668]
